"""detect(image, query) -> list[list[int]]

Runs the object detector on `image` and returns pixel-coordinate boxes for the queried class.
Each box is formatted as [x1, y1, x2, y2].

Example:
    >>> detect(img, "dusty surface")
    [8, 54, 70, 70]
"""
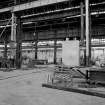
[0, 67, 105, 105]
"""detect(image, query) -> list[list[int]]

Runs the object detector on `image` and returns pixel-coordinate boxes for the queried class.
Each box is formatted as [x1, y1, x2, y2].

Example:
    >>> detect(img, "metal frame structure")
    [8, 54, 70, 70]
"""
[0, 0, 105, 68]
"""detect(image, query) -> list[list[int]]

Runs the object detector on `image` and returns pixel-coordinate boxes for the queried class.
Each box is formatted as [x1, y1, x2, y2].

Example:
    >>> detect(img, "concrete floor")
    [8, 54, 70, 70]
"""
[0, 67, 105, 105]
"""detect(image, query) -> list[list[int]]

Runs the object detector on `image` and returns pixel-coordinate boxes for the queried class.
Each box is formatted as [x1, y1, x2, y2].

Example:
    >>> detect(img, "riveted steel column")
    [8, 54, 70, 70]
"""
[35, 31, 38, 60]
[85, 0, 91, 66]
[11, 12, 16, 42]
[54, 30, 57, 64]
[16, 15, 22, 69]
[80, 2, 86, 66]
[80, 2, 84, 43]
[4, 41, 8, 61]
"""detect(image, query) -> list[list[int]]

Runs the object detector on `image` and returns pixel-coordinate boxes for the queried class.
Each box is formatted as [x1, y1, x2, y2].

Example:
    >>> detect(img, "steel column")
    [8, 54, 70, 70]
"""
[80, 2, 86, 66]
[35, 32, 38, 60]
[54, 30, 57, 64]
[85, 0, 91, 66]
[11, 12, 16, 42]
[80, 2, 84, 43]
[16, 15, 22, 69]
[4, 41, 7, 61]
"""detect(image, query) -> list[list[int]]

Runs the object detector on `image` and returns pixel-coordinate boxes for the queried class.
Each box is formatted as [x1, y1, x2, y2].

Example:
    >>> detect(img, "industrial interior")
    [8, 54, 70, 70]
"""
[0, 0, 105, 105]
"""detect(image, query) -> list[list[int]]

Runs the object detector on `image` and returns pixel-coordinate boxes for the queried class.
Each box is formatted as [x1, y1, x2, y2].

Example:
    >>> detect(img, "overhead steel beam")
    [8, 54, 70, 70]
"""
[22, 10, 79, 23]
[0, 0, 105, 14]
[0, 7, 11, 13]
[0, 8, 80, 26]
[0, 0, 68, 13]
[1, 2, 105, 26]
[14, 0, 68, 12]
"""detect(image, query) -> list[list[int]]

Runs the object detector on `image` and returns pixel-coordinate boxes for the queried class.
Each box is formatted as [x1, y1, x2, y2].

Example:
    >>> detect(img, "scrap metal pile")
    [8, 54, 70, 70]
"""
[47, 65, 87, 88]
[47, 65, 105, 88]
